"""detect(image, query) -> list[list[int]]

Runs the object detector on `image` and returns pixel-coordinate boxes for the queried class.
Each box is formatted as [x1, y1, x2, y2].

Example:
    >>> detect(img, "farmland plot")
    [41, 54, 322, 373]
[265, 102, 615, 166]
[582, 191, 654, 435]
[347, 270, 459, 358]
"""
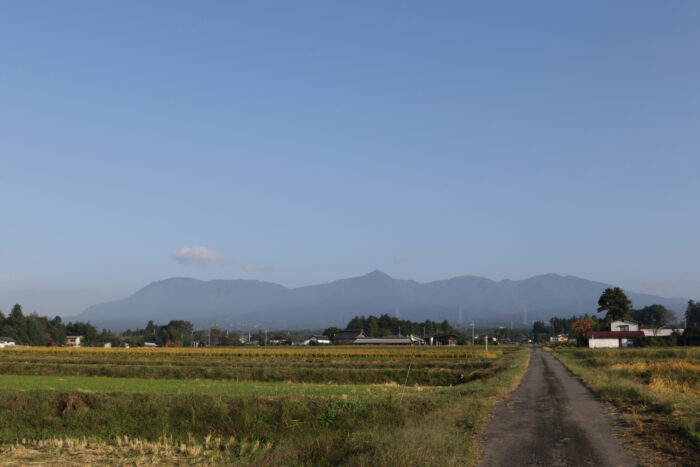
[0, 346, 528, 465]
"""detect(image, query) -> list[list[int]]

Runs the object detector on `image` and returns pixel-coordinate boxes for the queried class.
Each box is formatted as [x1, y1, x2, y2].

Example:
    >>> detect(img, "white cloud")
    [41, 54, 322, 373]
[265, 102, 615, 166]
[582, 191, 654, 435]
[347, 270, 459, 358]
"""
[172, 247, 228, 266]
[171, 247, 275, 272]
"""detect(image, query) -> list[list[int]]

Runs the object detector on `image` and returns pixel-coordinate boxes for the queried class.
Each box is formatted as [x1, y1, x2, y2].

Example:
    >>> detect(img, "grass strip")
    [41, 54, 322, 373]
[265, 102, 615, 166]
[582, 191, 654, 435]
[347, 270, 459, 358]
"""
[0, 374, 447, 398]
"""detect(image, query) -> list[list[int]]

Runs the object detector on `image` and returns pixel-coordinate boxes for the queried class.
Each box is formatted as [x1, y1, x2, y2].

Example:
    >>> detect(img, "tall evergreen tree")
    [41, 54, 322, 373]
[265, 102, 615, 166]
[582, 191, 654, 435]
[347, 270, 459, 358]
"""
[597, 287, 632, 323]
[686, 300, 700, 327]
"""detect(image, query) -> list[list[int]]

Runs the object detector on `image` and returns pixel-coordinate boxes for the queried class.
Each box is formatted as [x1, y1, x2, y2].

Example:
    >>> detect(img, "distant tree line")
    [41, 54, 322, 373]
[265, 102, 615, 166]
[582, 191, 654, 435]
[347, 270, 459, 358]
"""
[0, 304, 100, 346]
[326, 314, 459, 339]
[0, 306, 247, 348]
[122, 321, 244, 347]
[121, 320, 194, 347]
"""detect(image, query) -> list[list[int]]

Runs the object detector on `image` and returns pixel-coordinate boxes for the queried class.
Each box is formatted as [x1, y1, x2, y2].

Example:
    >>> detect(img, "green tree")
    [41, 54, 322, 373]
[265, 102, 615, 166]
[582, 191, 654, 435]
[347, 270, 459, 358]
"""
[8, 304, 28, 343]
[685, 300, 700, 327]
[49, 316, 66, 347]
[366, 316, 380, 337]
[531, 320, 551, 343]
[145, 320, 157, 340]
[26, 315, 46, 346]
[597, 287, 632, 323]
[629, 304, 677, 335]
[346, 316, 365, 330]
[256, 330, 266, 346]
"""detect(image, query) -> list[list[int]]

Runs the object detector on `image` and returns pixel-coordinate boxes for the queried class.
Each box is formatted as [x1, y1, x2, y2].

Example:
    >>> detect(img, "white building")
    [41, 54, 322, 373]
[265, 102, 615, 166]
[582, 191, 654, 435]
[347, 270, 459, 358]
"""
[610, 320, 639, 332]
[65, 336, 82, 347]
[301, 335, 332, 345]
[549, 334, 571, 343]
[587, 330, 644, 348]
[310, 335, 331, 345]
[0, 337, 16, 348]
[641, 328, 684, 337]
[612, 319, 683, 337]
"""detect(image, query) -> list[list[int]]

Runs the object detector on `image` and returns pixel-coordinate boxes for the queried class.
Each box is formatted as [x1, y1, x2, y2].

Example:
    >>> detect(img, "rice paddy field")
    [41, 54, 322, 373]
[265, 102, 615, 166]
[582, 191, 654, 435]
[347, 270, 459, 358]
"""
[0, 345, 529, 465]
[549, 347, 700, 464]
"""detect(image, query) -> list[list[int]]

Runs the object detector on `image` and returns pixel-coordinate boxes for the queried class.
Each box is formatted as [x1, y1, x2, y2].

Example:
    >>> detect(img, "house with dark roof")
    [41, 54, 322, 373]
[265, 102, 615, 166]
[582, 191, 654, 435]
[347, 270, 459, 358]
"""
[332, 329, 366, 344]
[353, 335, 424, 345]
[268, 336, 291, 345]
[586, 331, 644, 348]
[612, 319, 683, 338]
[307, 335, 331, 345]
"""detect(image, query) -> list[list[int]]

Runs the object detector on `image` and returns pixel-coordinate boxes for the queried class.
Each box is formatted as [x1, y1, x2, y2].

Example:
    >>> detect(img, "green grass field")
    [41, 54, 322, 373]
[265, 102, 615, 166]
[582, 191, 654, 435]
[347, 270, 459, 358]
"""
[0, 346, 529, 466]
[0, 374, 450, 398]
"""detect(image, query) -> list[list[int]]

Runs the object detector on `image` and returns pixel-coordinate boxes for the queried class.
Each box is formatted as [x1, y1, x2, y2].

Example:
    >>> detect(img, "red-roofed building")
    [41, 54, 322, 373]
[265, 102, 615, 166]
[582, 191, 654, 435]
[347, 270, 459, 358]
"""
[586, 331, 644, 349]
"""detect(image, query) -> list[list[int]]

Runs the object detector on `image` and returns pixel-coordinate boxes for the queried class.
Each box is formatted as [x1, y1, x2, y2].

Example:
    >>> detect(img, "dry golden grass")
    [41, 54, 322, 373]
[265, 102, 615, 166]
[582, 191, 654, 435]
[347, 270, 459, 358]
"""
[0, 435, 272, 466]
[610, 360, 700, 395]
[612, 361, 700, 375]
[648, 376, 693, 395]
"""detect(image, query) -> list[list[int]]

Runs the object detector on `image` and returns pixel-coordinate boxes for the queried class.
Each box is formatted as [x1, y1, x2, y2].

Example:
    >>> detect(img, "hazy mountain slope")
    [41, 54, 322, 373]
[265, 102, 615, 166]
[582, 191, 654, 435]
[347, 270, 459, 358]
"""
[78, 277, 292, 330]
[75, 272, 688, 331]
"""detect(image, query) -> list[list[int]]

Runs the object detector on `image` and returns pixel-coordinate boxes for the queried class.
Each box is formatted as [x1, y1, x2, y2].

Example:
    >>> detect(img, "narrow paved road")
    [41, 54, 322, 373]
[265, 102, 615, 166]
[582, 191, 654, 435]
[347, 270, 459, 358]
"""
[479, 347, 638, 467]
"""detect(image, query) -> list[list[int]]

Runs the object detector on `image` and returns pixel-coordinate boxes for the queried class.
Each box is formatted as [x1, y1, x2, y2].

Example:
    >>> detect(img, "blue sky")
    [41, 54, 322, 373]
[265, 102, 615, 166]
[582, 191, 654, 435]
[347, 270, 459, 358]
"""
[1, 1, 699, 316]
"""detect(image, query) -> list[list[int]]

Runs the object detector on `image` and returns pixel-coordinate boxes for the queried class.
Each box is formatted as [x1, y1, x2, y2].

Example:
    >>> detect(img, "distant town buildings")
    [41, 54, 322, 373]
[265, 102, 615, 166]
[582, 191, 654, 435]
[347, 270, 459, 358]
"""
[424, 334, 457, 346]
[328, 329, 455, 346]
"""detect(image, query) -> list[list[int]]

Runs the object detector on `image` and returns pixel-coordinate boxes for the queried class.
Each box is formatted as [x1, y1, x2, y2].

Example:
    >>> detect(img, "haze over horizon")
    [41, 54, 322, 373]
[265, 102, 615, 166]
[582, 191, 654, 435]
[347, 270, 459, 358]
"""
[2, 2, 699, 317]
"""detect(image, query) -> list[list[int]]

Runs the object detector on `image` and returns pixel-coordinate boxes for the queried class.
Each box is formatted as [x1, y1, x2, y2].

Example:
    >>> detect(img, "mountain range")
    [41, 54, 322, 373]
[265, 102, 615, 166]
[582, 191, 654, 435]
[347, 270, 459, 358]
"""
[75, 271, 688, 331]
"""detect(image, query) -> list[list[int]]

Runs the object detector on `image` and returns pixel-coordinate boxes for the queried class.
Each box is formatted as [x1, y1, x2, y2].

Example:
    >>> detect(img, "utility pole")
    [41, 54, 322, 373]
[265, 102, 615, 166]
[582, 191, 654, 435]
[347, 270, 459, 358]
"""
[485, 333, 488, 352]
[265, 329, 268, 346]
[471, 321, 475, 345]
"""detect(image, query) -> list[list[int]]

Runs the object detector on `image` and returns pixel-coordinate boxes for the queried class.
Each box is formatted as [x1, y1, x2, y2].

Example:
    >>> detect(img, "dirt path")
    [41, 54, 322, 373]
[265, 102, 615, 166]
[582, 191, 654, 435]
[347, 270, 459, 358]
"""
[478, 346, 638, 467]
